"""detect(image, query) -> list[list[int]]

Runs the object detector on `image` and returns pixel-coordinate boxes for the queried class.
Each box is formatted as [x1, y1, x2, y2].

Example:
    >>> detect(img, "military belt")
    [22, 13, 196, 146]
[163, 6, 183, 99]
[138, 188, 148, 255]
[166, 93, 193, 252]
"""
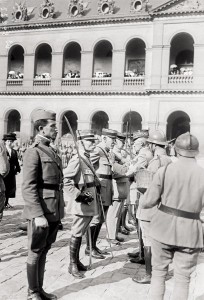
[75, 182, 96, 189]
[40, 183, 64, 191]
[159, 203, 200, 220]
[97, 174, 112, 180]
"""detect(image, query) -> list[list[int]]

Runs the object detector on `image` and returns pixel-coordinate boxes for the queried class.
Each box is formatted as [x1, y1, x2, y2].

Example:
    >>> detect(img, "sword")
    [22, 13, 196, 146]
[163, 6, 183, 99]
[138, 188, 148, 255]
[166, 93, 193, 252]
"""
[63, 116, 92, 269]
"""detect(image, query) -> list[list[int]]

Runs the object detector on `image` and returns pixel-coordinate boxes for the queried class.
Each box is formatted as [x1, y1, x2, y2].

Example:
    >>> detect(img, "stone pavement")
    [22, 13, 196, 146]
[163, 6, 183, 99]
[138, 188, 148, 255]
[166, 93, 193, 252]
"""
[1, 173, 204, 300]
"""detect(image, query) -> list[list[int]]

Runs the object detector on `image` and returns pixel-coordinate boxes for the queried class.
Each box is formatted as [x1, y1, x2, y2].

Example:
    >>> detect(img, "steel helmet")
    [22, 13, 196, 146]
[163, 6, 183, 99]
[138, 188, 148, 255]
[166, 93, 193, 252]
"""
[147, 130, 167, 146]
[175, 132, 199, 157]
[133, 130, 149, 141]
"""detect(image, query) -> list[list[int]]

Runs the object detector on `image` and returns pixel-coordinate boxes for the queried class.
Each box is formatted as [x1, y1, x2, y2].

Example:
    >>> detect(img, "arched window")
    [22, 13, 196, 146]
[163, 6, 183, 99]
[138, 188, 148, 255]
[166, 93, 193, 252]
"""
[34, 43, 52, 79]
[122, 111, 142, 133]
[93, 40, 113, 78]
[167, 111, 190, 140]
[61, 111, 78, 137]
[7, 110, 21, 133]
[91, 111, 109, 135]
[125, 38, 146, 77]
[63, 42, 81, 79]
[7, 45, 24, 80]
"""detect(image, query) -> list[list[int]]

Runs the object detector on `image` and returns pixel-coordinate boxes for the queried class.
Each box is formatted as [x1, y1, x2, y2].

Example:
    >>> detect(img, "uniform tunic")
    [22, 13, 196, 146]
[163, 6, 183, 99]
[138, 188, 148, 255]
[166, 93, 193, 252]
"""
[64, 150, 99, 217]
[22, 138, 64, 223]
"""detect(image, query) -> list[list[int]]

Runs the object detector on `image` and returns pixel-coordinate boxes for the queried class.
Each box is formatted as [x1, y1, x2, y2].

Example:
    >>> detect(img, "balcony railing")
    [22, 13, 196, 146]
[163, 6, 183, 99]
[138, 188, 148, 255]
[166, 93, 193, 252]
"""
[61, 78, 80, 86]
[168, 75, 193, 84]
[92, 78, 112, 86]
[7, 79, 23, 86]
[33, 79, 51, 86]
[123, 76, 145, 86]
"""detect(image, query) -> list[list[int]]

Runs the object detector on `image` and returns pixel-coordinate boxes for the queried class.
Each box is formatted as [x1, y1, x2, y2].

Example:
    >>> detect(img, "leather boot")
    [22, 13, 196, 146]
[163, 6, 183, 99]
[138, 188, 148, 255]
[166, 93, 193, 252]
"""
[27, 291, 42, 300]
[85, 225, 105, 259]
[132, 246, 152, 284]
[40, 290, 57, 300]
[76, 236, 88, 272]
[27, 263, 40, 294]
[68, 236, 84, 278]
[121, 206, 134, 232]
[93, 224, 109, 255]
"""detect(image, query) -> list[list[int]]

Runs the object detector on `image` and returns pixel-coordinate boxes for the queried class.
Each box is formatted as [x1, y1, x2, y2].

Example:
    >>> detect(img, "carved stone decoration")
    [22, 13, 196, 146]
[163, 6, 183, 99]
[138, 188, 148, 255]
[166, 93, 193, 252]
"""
[154, 0, 204, 14]
[0, 8, 8, 24]
[130, 0, 152, 13]
[12, 2, 35, 22]
[68, 0, 89, 17]
[39, 0, 55, 19]
[98, 0, 115, 15]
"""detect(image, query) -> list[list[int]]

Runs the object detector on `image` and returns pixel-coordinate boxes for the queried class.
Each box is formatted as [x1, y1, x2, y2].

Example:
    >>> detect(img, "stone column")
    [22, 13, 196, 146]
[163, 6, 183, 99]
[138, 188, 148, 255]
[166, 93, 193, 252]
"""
[77, 120, 90, 130]
[0, 54, 8, 90]
[111, 50, 126, 90]
[108, 121, 122, 132]
[23, 53, 35, 90]
[80, 51, 93, 89]
[148, 98, 160, 130]
[193, 44, 204, 89]
[20, 118, 32, 142]
[191, 122, 204, 155]
[145, 48, 152, 89]
[0, 119, 6, 139]
[160, 45, 170, 88]
[51, 52, 63, 90]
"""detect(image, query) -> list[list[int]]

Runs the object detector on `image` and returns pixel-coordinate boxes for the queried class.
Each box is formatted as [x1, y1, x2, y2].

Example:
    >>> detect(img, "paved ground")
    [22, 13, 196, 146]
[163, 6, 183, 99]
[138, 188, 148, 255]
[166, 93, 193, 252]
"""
[1, 172, 204, 300]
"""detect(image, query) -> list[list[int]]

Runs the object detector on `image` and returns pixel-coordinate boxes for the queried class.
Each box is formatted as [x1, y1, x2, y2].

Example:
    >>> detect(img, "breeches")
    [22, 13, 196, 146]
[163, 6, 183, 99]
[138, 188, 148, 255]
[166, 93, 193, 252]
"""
[106, 199, 125, 239]
[71, 215, 93, 237]
[149, 238, 200, 300]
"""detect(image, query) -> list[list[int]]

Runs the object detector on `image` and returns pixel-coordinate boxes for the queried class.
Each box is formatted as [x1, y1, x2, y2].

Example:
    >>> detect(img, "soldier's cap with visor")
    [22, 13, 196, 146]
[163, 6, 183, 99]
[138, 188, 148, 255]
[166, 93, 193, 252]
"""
[102, 128, 117, 138]
[116, 132, 126, 141]
[133, 130, 149, 141]
[77, 130, 97, 141]
[2, 132, 17, 141]
[175, 132, 199, 158]
[32, 109, 56, 123]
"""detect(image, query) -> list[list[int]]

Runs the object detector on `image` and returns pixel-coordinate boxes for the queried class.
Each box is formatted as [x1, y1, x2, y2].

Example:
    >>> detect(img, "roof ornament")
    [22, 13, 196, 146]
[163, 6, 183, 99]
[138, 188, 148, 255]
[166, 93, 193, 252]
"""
[130, 0, 152, 13]
[98, 0, 115, 15]
[39, 0, 55, 19]
[0, 7, 8, 24]
[68, 0, 89, 17]
[12, 2, 35, 22]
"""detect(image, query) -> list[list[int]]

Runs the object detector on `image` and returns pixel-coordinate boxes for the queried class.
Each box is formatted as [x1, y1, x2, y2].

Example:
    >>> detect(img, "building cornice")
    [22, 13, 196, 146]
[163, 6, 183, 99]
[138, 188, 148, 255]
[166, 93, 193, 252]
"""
[0, 90, 204, 97]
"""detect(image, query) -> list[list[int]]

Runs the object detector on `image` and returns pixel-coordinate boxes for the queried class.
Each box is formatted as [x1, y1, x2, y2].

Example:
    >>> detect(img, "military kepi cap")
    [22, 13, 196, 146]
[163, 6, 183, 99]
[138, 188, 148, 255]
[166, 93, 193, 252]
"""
[133, 130, 149, 141]
[32, 109, 56, 123]
[77, 130, 97, 141]
[117, 132, 126, 141]
[102, 128, 117, 138]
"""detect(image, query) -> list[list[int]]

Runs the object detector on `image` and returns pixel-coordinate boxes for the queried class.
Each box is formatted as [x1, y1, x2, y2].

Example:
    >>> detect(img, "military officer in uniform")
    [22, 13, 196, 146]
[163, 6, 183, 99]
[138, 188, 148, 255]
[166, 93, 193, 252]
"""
[63, 130, 100, 279]
[22, 109, 64, 300]
[142, 132, 204, 299]
[106, 132, 129, 242]
[85, 128, 117, 258]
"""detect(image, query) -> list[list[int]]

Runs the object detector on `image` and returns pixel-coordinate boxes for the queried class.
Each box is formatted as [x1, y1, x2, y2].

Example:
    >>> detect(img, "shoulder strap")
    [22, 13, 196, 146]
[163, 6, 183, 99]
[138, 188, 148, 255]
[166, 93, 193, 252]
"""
[160, 163, 169, 198]
[80, 156, 97, 176]
[37, 145, 63, 175]
[97, 146, 111, 164]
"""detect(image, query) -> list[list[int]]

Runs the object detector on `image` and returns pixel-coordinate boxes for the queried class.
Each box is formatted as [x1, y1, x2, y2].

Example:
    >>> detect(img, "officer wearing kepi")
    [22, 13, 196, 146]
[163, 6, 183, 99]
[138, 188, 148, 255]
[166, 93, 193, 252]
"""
[22, 109, 64, 300]
[63, 130, 100, 279]
[142, 132, 204, 300]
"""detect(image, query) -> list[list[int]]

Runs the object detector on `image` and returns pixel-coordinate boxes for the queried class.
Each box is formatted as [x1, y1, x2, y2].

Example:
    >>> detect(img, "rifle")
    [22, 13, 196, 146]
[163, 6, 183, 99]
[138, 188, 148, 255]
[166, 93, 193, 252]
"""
[129, 110, 133, 159]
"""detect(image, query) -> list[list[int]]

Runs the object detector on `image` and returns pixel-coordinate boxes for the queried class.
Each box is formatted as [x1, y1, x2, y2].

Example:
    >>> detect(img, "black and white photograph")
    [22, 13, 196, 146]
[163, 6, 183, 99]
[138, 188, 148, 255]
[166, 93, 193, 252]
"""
[0, 0, 204, 299]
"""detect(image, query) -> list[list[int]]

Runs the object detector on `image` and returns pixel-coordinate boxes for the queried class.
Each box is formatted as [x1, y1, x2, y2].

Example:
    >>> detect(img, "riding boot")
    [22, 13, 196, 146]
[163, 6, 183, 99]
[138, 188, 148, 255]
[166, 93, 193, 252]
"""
[122, 206, 134, 232]
[130, 226, 145, 264]
[76, 236, 88, 272]
[68, 236, 84, 278]
[85, 225, 105, 259]
[27, 263, 42, 299]
[132, 246, 152, 284]
[93, 224, 109, 255]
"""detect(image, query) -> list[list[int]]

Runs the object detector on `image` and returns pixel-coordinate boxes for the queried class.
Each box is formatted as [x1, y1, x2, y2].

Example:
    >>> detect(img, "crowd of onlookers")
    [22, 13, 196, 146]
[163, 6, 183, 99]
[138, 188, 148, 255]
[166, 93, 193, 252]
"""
[169, 65, 193, 76]
[63, 71, 80, 79]
[7, 71, 24, 79]
[124, 70, 145, 77]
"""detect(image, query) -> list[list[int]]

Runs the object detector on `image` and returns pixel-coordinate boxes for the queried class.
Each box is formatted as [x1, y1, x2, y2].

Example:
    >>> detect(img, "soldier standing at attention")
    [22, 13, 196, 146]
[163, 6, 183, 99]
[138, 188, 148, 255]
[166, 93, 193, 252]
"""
[85, 128, 117, 258]
[142, 132, 204, 300]
[63, 130, 100, 278]
[22, 109, 64, 300]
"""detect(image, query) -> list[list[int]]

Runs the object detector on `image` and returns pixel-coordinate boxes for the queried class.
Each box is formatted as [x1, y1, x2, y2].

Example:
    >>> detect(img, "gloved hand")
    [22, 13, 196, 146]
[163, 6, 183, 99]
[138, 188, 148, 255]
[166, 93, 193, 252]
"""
[75, 191, 94, 205]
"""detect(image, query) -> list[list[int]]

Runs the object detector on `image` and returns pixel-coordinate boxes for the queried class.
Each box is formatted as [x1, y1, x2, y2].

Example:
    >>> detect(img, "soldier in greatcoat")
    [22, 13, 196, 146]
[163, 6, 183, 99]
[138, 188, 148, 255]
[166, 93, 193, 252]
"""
[133, 129, 171, 284]
[22, 109, 64, 300]
[142, 132, 204, 299]
[63, 130, 100, 278]
[85, 128, 117, 258]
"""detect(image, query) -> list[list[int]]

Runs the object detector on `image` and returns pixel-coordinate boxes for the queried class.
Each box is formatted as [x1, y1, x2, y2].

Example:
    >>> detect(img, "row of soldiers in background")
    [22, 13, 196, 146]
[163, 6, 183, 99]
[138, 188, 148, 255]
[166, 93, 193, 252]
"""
[21, 109, 204, 300]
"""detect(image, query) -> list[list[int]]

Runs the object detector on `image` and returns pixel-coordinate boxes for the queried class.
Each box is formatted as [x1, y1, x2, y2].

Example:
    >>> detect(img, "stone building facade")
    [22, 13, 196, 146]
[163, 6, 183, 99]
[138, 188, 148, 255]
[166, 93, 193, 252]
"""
[1, 0, 204, 152]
